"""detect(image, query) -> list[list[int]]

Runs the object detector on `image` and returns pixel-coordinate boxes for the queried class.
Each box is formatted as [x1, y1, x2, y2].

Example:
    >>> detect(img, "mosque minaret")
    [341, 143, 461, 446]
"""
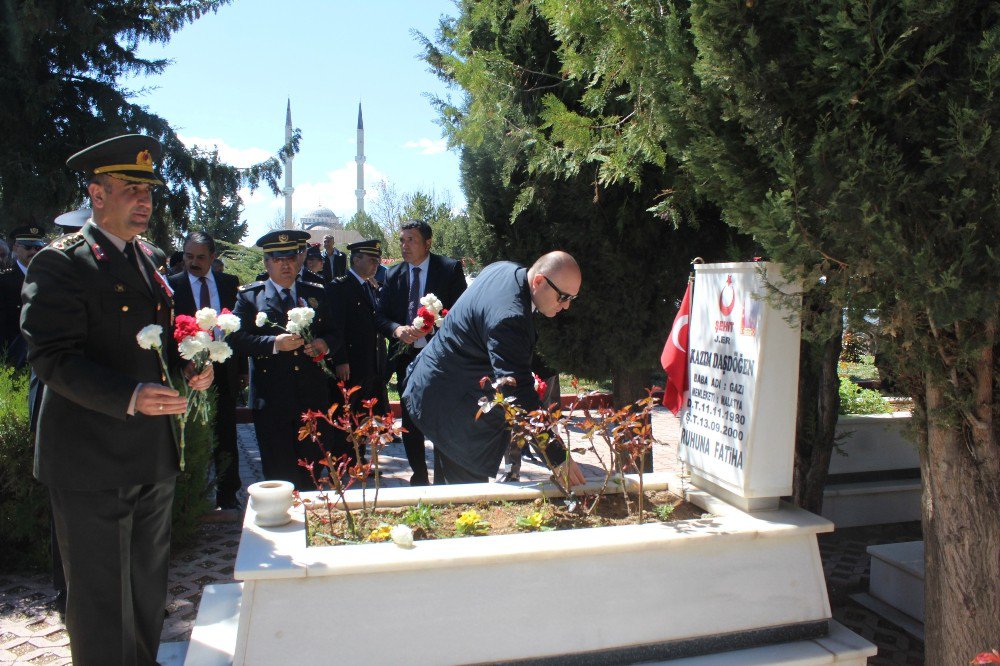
[283, 98, 294, 230]
[355, 102, 366, 214]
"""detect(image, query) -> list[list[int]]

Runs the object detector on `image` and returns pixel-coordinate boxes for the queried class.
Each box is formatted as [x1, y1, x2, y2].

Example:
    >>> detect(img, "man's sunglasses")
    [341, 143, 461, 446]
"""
[543, 275, 578, 303]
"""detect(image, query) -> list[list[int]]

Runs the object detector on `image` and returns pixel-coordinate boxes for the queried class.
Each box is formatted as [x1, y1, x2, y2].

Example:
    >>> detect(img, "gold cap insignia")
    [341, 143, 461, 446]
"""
[30, 227, 39, 234]
[278, 233, 289, 242]
[136, 150, 153, 167]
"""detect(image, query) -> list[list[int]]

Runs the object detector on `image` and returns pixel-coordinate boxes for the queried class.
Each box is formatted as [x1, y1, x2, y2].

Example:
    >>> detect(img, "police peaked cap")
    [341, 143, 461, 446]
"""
[347, 239, 382, 257]
[256, 230, 310, 258]
[9, 225, 48, 247]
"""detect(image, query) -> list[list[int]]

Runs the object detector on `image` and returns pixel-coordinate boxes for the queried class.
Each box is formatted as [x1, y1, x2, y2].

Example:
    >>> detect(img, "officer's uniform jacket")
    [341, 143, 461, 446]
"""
[327, 272, 386, 385]
[228, 278, 341, 415]
[0, 263, 27, 365]
[20, 223, 178, 489]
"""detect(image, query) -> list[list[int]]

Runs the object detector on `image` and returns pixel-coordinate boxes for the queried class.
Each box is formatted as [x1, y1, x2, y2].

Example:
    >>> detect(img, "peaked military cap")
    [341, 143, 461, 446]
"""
[9, 225, 48, 247]
[347, 239, 382, 257]
[54, 208, 91, 230]
[305, 243, 323, 260]
[66, 134, 164, 186]
[256, 230, 309, 258]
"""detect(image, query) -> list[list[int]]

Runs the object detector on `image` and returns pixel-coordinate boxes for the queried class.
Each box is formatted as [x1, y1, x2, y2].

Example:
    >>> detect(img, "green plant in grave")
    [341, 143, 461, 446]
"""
[838, 378, 891, 416]
[400, 501, 438, 531]
[454, 509, 490, 536]
[516, 509, 554, 532]
[653, 504, 675, 522]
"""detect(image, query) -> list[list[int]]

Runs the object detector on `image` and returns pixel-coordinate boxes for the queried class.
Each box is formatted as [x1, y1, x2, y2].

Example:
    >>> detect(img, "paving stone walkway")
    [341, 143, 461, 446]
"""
[0, 407, 923, 664]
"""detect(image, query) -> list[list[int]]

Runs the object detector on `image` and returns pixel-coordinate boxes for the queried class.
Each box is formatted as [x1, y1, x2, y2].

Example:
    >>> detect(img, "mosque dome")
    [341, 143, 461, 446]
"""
[300, 205, 342, 230]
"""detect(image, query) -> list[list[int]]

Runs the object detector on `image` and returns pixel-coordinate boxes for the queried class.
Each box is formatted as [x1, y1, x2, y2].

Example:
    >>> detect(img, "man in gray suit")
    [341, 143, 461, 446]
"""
[402, 251, 585, 485]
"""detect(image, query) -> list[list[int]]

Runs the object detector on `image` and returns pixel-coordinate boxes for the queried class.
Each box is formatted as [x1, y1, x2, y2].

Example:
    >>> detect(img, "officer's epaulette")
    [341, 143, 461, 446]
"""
[239, 281, 266, 292]
[0, 267, 12, 276]
[49, 232, 85, 252]
[299, 280, 324, 290]
[331, 275, 349, 285]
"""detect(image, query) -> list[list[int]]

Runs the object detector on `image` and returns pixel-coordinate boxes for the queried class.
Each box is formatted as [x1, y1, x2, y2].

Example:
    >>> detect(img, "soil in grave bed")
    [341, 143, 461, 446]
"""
[303, 489, 705, 547]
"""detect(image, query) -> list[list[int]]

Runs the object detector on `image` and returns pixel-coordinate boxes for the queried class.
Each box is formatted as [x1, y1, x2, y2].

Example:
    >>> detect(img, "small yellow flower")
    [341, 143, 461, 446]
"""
[455, 509, 490, 535]
[366, 524, 393, 542]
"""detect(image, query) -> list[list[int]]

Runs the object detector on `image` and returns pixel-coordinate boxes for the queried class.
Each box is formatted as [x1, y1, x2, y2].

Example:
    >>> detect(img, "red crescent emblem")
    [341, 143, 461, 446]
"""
[719, 275, 736, 316]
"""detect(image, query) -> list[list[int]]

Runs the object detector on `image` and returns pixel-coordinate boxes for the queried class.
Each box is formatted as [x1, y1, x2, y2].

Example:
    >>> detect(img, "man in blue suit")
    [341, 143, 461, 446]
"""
[402, 251, 585, 485]
[376, 219, 466, 485]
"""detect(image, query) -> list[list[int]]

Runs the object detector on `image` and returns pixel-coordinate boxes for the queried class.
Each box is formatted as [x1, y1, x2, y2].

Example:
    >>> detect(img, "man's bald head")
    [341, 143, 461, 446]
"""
[528, 251, 581, 317]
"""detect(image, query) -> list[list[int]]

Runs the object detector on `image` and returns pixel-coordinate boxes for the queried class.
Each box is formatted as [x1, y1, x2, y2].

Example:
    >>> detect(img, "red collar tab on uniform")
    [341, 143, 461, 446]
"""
[91, 243, 108, 261]
[137, 241, 154, 257]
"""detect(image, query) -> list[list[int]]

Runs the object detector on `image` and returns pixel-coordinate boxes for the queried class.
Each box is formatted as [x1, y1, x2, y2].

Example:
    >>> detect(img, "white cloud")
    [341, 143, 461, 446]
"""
[402, 137, 448, 155]
[240, 161, 388, 244]
[177, 134, 273, 168]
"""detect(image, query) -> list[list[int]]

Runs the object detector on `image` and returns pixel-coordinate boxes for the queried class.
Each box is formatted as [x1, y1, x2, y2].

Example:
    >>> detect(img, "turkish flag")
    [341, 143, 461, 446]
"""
[660, 282, 692, 415]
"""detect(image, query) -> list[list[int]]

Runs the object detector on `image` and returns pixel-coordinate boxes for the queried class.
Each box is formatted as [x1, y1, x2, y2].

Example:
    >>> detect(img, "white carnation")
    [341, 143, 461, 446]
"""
[178, 332, 210, 360]
[255, 312, 268, 328]
[207, 340, 233, 363]
[195, 307, 218, 330]
[412, 316, 425, 329]
[434, 315, 444, 328]
[217, 313, 241, 334]
[136, 324, 163, 350]
[390, 524, 414, 549]
[286, 307, 315, 335]
[420, 294, 443, 313]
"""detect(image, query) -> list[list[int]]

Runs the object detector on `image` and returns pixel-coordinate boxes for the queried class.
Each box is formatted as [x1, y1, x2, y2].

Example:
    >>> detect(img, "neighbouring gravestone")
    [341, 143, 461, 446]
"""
[679, 262, 802, 511]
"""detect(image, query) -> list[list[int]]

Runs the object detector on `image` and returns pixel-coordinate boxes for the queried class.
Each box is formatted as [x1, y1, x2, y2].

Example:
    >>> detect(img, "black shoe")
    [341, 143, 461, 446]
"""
[409, 475, 429, 487]
[53, 590, 66, 619]
[218, 498, 244, 511]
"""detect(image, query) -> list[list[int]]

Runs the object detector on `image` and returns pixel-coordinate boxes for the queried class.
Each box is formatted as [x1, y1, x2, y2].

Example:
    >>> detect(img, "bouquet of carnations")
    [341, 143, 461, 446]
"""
[412, 293, 448, 333]
[136, 307, 240, 469]
[255, 305, 334, 377]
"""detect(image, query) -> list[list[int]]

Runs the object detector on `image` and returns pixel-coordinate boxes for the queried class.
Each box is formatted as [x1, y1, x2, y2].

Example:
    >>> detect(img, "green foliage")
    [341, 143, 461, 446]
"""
[0, 0, 298, 247]
[420, 0, 757, 402]
[345, 211, 385, 245]
[189, 148, 248, 244]
[838, 377, 891, 416]
[400, 501, 438, 530]
[516, 509, 554, 532]
[0, 366, 217, 569]
[454, 508, 490, 536]
[170, 385, 217, 549]
[0, 368, 50, 572]
[653, 503, 675, 522]
[214, 240, 263, 286]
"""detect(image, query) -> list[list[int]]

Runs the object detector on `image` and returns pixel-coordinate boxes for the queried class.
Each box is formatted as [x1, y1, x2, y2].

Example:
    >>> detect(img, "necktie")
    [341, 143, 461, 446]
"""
[123, 242, 149, 291]
[199, 276, 211, 310]
[364, 281, 378, 309]
[280, 287, 294, 314]
[407, 266, 421, 322]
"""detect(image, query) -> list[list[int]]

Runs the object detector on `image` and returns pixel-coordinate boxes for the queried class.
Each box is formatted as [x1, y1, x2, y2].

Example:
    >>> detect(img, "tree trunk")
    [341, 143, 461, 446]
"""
[612, 367, 654, 472]
[612, 367, 647, 407]
[920, 340, 1000, 663]
[792, 296, 843, 514]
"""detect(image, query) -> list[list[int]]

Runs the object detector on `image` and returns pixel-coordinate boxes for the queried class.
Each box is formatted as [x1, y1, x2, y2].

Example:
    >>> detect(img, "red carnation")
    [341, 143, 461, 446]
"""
[173, 314, 201, 342]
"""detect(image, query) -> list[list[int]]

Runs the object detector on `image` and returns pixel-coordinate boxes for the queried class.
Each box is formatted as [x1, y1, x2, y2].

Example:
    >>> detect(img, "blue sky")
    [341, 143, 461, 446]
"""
[129, 0, 464, 244]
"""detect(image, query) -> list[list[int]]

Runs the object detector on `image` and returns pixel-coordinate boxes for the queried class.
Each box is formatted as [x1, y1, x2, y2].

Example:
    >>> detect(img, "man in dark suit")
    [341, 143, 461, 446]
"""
[329, 240, 390, 449]
[403, 252, 585, 486]
[168, 231, 243, 510]
[21, 134, 213, 665]
[376, 219, 467, 485]
[228, 231, 344, 490]
[321, 234, 347, 282]
[0, 225, 47, 367]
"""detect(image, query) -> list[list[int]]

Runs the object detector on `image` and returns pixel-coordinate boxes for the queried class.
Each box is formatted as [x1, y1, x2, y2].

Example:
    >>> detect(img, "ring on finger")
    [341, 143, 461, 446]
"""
[158, 404, 163, 411]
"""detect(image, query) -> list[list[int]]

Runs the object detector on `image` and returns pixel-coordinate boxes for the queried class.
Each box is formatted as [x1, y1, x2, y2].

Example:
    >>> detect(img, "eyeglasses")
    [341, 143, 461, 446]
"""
[543, 275, 578, 303]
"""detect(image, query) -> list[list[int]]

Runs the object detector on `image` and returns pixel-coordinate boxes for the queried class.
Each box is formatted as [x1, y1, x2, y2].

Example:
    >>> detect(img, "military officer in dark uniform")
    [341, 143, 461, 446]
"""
[228, 231, 344, 489]
[0, 225, 47, 367]
[328, 240, 391, 436]
[21, 134, 213, 665]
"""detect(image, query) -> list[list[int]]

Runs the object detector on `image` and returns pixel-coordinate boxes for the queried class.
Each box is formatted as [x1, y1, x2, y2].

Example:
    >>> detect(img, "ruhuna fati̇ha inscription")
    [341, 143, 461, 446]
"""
[679, 262, 801, 511]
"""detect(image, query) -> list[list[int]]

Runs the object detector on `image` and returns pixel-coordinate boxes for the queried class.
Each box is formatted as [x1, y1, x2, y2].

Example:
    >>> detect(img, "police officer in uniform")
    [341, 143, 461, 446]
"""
[228, 231, 345, 489]
[21, 134, 213, 665]
[0, 225, 47, 367]
[328, 240, 391, 439]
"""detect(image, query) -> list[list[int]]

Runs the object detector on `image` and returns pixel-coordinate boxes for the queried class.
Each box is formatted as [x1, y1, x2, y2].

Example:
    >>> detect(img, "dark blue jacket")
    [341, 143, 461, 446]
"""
[403, 261, 557, 477]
